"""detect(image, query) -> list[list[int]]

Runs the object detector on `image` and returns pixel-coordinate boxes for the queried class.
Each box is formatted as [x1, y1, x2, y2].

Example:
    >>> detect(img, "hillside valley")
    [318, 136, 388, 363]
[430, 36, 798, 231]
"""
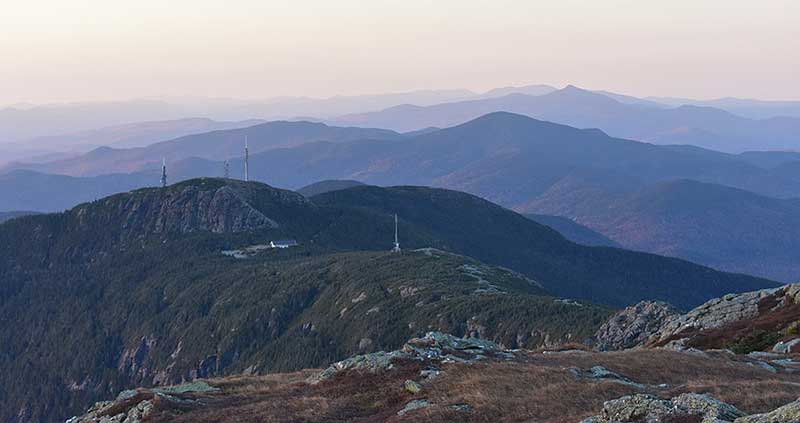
[528, 179, 800, 281]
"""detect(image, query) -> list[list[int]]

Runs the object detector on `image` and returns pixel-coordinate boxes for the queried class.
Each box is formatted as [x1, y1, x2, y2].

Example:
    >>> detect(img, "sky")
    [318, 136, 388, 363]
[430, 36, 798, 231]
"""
[1, 0, 798, 104]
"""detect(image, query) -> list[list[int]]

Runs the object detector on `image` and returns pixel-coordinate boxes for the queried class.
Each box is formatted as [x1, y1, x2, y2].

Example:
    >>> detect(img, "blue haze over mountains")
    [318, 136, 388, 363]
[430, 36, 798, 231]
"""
[2, 85, 800, 282]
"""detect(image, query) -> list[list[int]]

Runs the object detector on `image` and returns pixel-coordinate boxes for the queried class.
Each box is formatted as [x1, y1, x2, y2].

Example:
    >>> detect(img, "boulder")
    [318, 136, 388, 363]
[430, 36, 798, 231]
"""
[734, 399, 800, 422]
[584, 394, 675, 422]
[397, 399, 431, 416]
[593, 301, 679, 351]
[570, 366, 645, 389]
[672, 393, 747, 422]
[66, 382, 216, 423]
[404, 380, 422, 394]
[582, 393, 745, 423]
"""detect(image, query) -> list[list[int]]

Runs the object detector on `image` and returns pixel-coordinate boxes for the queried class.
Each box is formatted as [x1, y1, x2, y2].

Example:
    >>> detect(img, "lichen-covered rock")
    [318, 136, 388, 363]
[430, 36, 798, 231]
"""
[311, 332, 513, 383]
[586, 394, 675, 422]
[404, 379, 422, 394]
[734, 399, 800, 422]
[582, 393, 745, 423]
[66, 382, 218, 423]
[593, 301, 679, 351]
[311, 350, 407, 383]
[651, 287, 783, 344]
[672, 393, 746, 422]
[570, 366, 645, 389]
[397, 399, 431, 416]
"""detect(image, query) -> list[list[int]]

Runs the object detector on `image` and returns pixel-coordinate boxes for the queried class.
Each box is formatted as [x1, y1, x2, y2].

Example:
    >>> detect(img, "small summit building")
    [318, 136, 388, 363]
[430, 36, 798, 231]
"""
[270, 240, 298, 249]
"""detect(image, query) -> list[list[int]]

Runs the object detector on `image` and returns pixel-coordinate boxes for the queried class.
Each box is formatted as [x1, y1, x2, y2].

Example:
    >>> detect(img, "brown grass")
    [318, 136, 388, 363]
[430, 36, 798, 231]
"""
[143, 350, 800, 423]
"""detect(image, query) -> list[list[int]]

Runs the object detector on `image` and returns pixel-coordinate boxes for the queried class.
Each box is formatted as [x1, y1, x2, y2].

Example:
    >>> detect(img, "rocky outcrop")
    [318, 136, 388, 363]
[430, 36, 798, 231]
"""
[66, 382, 219, 423]
[593, 301, 679, 351]
[311, 331, 512, 383]
[594, 284, 800, 354]
[650, 287, 782, 344]
[735, 399, 800, 422]
[67, 179, 316, 252]
[581, 393, 800, 423]
[581, 393, 746, 423]
[90, 182, 281, 236]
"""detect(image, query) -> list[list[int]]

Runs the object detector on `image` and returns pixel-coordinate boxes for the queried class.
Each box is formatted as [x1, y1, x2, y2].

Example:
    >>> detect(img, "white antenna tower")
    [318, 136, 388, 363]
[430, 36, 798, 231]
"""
[392, 213, 401, 253]
[160, 157, 167, 187]
[244, 135, 249, 182]
[224, 160, 230, 179]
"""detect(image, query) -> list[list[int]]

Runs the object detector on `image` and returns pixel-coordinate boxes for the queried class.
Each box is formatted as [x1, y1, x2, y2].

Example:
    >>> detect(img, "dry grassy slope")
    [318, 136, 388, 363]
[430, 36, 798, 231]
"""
[81, 348, 800, 423]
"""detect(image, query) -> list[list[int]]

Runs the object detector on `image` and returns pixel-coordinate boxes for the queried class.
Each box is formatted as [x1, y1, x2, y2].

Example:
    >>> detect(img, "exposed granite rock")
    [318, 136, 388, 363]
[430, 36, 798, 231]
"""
[650, 286, 784, 345]
[673, 393, 747, 422]
[404, 379, 422, 393]
[71, 179, 309, 248]
[734, 398, 800, 422]
[66, 382, 219, 423]
[449, 403, 472, 412]
[581, 393, 746, 423]
[581, 394, 674, 422]
[311, 331, 512, 383]
[593, 301, 679, 351]
[570, 366, 644, 389]
[397, 399, 431, 416]
[594, 284, 800, 353]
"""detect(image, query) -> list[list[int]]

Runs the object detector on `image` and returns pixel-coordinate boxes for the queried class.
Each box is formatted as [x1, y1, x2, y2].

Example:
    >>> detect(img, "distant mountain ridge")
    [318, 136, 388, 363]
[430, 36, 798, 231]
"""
[13, 117, 267, 152]
[2, 121, 402, 177]
[297, 179, 367, 197]
[529, 179, 800, 282]
[648, 96, 800, 119]
[332, 86, 800, 152]
[0, 85, 552, 144]
[524, 214, 620, 248]
[4, 112, 800, 280]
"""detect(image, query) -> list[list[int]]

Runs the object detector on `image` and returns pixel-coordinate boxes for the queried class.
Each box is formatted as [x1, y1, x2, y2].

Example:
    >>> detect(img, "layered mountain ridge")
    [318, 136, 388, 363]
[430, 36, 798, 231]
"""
[4, 112, 800, 280]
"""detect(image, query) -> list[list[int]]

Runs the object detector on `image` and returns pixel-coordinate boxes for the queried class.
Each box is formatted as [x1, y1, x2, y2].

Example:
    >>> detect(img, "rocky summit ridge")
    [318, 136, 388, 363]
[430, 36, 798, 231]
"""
[73, 178, 305, 236]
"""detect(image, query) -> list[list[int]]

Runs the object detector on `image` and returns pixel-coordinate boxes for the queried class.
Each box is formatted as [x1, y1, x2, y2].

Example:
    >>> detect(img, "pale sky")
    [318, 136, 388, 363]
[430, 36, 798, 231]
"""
[1, 0, 798, 104]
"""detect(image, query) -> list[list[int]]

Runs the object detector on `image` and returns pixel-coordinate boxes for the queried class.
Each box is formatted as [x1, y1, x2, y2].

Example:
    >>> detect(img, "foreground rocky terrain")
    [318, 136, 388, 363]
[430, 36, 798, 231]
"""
[68, 331, 800, 422]
[68, 283, 800, 422]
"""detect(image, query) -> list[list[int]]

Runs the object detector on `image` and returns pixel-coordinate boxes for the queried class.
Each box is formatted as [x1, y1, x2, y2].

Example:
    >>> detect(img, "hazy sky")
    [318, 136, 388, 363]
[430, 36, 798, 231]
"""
[2, 0, 798, 104]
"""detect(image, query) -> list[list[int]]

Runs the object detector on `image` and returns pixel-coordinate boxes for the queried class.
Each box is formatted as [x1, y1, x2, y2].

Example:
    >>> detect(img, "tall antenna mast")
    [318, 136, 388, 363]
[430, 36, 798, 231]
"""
[244, 135, 249, 182]
[224, 160, 230, 179]
[392, 213, 401, 253]
[160, 157, 167, 188]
